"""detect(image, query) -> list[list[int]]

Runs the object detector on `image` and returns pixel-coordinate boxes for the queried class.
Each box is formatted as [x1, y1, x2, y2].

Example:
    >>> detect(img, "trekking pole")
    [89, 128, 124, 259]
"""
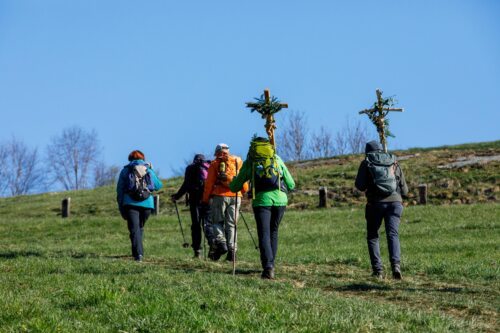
[201, 215, 206, 259]
[173, 201, 190, 248]
[240, 211, 259, 250]
[232, 160, 239, 276]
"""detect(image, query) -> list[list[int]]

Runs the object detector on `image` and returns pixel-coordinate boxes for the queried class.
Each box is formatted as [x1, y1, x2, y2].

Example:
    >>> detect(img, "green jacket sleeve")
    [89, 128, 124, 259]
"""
[277, 156, 295, 191]
[229, 159, 251, 193]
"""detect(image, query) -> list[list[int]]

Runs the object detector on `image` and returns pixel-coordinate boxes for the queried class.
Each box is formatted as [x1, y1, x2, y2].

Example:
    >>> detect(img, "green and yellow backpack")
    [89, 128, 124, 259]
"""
[248, 137, 282, 198]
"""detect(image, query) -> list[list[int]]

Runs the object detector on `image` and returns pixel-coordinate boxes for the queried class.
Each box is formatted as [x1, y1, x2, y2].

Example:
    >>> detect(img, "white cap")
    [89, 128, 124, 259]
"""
[214, 143, 229, 155]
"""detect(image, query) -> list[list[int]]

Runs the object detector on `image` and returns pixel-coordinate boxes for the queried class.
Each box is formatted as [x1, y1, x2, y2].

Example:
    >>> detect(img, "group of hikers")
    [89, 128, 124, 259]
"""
[116, 137, 408, 280]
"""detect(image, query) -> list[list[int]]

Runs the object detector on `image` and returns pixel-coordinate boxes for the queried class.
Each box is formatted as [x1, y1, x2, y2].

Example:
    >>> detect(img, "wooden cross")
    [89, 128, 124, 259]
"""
[359, 89, 404, 152]
[246, 89, 288, 148]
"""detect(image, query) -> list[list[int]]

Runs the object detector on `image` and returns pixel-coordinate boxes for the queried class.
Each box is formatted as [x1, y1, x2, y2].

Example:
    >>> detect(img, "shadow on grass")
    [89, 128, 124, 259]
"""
[327, 282, 474, 296]
[49, 251, 130, 260]
[0, 250, 44, 259]
[333, 283, 392, 292]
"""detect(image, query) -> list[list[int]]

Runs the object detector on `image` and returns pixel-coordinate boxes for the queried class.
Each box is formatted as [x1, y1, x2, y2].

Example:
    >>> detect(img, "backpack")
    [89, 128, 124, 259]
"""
[126, 163, 155, 201]
[190, 160, 209, 193]
[248, 138, 282, 198]
[365, 151, 397, 196]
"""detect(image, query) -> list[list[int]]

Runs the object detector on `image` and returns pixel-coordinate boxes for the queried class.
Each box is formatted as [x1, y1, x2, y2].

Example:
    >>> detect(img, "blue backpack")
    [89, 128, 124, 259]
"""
[126, 163, 155, 201]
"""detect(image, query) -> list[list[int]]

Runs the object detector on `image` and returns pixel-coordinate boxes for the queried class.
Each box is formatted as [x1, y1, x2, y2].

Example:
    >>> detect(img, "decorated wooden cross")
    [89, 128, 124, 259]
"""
[246, 89, 288, 148]
[359, 89, 404, 152]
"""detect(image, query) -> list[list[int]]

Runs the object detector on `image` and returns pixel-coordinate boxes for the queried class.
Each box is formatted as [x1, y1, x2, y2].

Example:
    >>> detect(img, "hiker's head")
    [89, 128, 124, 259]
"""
[128, 150, 145, 161]
[214, 143, 229, 159]
[365, 141, 383, 154]
[193, 154, 206, 164]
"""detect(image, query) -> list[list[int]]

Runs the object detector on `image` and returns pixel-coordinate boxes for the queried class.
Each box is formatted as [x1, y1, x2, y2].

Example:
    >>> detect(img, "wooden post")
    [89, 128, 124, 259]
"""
[418, 184, 427, 205]
[319, 187, 328, 208]
[153, 195, 160, 215]
[62, 198, 71, 218]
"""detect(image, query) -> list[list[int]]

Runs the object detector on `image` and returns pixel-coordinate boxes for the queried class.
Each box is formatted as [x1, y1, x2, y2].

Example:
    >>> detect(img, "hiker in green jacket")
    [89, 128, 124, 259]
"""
[230, 137, 295, 279]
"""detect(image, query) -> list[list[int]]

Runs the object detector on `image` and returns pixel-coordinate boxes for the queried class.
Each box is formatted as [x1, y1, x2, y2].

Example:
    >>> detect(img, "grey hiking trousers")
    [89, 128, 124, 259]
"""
[210, 195, 241, 251]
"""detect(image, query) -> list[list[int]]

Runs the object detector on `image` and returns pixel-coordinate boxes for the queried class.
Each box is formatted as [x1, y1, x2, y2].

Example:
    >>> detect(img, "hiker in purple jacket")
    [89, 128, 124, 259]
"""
[171, 154, 213, 258]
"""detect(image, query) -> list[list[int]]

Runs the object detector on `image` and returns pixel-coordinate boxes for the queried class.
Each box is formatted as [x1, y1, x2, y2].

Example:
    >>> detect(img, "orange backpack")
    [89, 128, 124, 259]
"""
[215, 155, 239, 187]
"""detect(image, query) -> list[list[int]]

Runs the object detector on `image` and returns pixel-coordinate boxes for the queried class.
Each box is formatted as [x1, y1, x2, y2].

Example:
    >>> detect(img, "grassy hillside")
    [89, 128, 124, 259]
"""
[0, 141, 498, 218]
[287, 140, 500, 209]
[0, 141, 498, 332]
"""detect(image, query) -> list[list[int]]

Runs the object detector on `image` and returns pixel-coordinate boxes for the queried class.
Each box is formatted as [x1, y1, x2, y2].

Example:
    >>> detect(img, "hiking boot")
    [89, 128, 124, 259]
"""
[226, 249, 235, 262]
[392, 264, 402, 280]
[217, 242, 228, 256]
[372, 270, 384, 279]
[209, 242, 227, 261]
[208, 245, 220, 261]
[261, 267, 275, 280]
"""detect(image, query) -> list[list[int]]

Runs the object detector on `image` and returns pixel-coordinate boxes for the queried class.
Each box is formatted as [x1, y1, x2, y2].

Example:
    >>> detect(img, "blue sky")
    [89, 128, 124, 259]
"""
[0, 1, 499, 178]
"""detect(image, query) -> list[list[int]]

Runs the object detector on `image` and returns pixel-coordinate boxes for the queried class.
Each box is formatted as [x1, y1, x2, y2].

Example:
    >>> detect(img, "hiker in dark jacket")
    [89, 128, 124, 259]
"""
[355, 140, 408, 279]
[117, 150, 163, 262]
[171, 154, 213, 258]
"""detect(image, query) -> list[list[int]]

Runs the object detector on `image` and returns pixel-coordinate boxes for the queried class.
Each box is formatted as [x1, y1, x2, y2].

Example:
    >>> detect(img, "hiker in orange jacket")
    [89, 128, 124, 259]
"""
[202, 143, 248, 261]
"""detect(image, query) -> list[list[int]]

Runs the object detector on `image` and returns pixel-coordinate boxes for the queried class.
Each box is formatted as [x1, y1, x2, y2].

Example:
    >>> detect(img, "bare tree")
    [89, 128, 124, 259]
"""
[170, 158, 192, 178]
[0, 144, 7, 195]
[334, 130, 349, 156]
[46, 126, 99, 190]
[277, 110, 309, 161]
[94, 163, 120, 187]
[0, 137, 42, 196]
[333, 118, 371, 156]
[346, 119, 369, 154]
[310, 126, 334, 159]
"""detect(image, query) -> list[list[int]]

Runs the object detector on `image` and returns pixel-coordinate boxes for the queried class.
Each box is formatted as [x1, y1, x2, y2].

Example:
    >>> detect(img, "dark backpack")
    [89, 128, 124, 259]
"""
[365, 151, 397, 196]
[248, 138, 282, 197]
[189, 161, 209, 193]
[126, 163, 155, 201]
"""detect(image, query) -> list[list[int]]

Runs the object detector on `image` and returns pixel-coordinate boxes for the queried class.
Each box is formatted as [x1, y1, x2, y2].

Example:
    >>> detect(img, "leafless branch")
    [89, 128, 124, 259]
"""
[277, 110, 309, 161]
[0, 137, 42, 196]
[46, 126, 100, 190]
[310, 126, 334, 158]
[94, 163, 120, 187]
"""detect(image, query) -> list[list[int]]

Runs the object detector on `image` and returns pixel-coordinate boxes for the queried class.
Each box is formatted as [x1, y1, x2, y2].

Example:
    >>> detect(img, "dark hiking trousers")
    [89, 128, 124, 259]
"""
[125, 206, 151, 260]
[189, 201, 212, 251]
[365, 201, 403, 272]
[253, 206, 286, 270]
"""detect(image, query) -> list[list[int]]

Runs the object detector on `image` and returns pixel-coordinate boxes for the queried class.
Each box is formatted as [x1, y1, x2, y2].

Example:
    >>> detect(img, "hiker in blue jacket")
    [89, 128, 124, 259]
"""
[116, 150, 163, 262]
[355, 141, 408, 279]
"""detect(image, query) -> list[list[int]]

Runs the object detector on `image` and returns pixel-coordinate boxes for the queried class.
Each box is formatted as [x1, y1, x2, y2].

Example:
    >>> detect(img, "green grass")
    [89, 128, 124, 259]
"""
[1, 204, 498, 332]
[0, 141, 498, 331]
